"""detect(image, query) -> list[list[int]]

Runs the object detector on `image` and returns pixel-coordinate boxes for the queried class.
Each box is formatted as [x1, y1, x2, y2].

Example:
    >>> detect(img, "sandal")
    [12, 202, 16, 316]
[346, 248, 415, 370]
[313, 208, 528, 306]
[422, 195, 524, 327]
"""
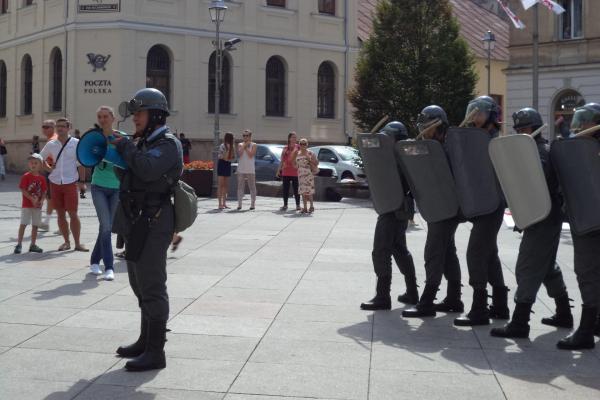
[171, 235, 183, 252]
[58, 243, 71, 251]
[301, 208, 308, 214]
[75, 245, 89, 252]
[309, 206, 314, 213]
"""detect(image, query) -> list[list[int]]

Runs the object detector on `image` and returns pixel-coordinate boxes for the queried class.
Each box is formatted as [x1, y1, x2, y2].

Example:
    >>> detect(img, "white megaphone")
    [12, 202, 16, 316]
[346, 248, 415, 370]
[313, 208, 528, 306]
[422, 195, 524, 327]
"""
[76, 127, 130, 169]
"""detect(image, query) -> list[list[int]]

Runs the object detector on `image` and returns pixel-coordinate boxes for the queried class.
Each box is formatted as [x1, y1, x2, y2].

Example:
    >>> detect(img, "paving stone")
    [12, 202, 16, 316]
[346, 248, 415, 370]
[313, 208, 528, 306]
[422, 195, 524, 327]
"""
[266, 319, 372, 344]
[182, 299, 282, 319]
[57, 309, 141, 331]
[0, 304, 80, 325]
[19, 326, 135, 354]
[166, 333, 259, 361]
[0, 322, 48, 347]
[76, 383, 224, 400]
[0, 377, 90, 400]
[496, 374, 600, 400]
[168, 314, 272, 338]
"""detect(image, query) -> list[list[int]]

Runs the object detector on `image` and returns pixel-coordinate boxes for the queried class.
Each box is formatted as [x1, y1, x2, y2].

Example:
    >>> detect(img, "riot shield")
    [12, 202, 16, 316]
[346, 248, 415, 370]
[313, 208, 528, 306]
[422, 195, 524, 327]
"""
[489, 134, 551, 230]
[358, 132, 405, 215]
[550, 138, 600, 235]
[445, 127, 503, 218]
[395, 139, 459, 223]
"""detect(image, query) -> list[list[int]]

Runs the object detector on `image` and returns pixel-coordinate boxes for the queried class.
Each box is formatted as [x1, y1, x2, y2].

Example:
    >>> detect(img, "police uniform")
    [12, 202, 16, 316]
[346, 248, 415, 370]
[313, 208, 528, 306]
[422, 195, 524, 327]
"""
[491, 108, 572, 339]
[402, 106, 464, 318]
[361, 122, 419, 311]
[113, 88, 183, 371]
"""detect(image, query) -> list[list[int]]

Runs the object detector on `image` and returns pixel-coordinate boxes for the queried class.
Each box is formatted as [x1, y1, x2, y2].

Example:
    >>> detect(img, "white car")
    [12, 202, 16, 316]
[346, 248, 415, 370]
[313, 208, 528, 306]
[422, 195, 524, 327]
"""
[309, 145, 366, 181]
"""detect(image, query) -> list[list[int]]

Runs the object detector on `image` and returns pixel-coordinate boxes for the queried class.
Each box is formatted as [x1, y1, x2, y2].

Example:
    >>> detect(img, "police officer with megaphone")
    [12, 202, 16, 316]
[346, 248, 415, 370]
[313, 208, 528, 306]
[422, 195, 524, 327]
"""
[110, 88, 183, 371]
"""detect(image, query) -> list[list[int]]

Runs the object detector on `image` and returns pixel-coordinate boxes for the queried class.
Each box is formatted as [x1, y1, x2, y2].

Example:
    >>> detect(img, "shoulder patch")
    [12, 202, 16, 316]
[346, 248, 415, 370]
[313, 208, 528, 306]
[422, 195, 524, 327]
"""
[148, 148, 162, 158]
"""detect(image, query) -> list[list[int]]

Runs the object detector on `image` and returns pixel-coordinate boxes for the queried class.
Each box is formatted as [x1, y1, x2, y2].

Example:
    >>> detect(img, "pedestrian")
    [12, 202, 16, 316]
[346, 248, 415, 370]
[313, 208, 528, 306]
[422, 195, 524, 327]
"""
[490, 107, 573, 339]
[40, 117, 88, 252]
[179, 133, 192, 164]
[402, 106, 464, 318]
[0, 138, 6, 181]
[454, 96, 508, 327]
[292, 138, 317, 214]
[73, 129, 81, 139]
[217, 132, 235, 209]
[276, 131, 301, 211]
[111, 88, 183, 371]
[360, 121, 419, 310]
[39, 120, 57, 232]
[14, 153, 47, 254]
[31, 135, 41, 154]
[236, 129, 257, 210]
[89, 106, 121, 281]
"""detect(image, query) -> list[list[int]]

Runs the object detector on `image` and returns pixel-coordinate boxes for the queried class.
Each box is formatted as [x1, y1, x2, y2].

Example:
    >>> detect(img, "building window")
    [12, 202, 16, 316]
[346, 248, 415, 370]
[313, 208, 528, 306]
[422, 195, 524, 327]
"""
[22, 54, 33, 115]
[266, 0, 285, 7]
[559, 0, 583, 40]
[146, 45, 171, 106]
[50, 48, 62, 112]
[1, 0, 9, 14]
[318, 0, 335, 15]
[490, 94, 503, 123]
[0, 61, 6, 118]
[265, 56, 286, 117]
[208, 52, 231, 114]
[553, 89, 585, 138]
[24, 0, 34, 6]
[317, 62, 335, 119]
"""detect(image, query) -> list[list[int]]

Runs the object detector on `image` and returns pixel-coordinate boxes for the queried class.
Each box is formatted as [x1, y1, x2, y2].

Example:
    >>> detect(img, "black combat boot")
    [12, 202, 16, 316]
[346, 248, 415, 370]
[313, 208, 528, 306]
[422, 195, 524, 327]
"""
[489, 286, 510, 320]
[433, 280, 464, 313]
[361, 276, 392, 310]
[541, 295, 574, 329]
[397, 275, 419, 305]
[402, 284, 437, 318]
[557, 306, 598, 350]
[117, 314, 148, 358]
[490, 302, 532, 338]
[125, 320, 167, 371]
[454, 289, 490, 326]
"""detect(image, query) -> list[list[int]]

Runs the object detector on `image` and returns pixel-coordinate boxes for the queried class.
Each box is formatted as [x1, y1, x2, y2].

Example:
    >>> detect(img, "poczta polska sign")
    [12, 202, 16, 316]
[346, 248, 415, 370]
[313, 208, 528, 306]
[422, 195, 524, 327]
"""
[78, 0, 120, 13]
[83, 53, 112, 94]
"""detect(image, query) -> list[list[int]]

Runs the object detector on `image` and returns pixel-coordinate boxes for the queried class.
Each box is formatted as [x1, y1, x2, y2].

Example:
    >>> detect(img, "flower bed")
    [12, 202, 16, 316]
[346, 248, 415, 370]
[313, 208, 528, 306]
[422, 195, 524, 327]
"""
[181, 160, 214, 197]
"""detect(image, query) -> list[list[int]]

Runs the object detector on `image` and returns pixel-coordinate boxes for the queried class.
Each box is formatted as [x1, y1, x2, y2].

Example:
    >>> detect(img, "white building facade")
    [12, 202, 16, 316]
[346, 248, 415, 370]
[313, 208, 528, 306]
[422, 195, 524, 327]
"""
[0, 0, 360, 171]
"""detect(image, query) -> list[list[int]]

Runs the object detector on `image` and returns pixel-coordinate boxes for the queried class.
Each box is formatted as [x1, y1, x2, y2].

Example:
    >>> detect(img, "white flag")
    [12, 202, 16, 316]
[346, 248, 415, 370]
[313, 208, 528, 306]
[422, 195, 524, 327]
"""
[521, 0, 566, 14]
[520, 0, 538, 9]
[498, 1, 526, 29]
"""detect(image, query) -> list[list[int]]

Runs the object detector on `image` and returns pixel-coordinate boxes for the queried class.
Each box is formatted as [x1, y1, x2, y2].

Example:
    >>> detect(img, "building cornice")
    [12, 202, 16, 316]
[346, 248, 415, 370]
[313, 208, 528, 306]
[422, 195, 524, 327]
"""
[506, 61, 600, 74]
[0, 20, 361, 53]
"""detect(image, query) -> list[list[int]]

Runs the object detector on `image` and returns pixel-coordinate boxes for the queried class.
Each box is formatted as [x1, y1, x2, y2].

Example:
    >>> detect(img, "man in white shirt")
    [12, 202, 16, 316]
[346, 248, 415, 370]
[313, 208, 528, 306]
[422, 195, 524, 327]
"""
[40, 117, 88, 251]
[236, 129, 257, 210]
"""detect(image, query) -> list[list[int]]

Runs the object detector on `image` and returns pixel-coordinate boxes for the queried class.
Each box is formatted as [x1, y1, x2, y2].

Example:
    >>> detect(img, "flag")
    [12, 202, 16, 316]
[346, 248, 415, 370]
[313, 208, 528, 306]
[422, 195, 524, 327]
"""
[498, 1, 526, 29]
[520, 0, 566, 14]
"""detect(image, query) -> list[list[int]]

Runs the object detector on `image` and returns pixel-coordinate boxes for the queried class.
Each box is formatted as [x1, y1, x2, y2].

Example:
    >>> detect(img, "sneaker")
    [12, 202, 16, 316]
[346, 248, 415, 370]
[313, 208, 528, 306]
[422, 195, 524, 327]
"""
[38, 223, 49, 232]
[104, 269, 115, 281]
[29, 244, 43, 253]
[90, 264, 102, 275]
[14, 244, 22, 254]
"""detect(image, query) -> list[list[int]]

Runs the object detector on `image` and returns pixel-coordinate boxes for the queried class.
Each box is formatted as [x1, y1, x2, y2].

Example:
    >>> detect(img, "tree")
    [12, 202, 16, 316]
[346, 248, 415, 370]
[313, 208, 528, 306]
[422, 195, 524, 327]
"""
[349, 0, 477, 134]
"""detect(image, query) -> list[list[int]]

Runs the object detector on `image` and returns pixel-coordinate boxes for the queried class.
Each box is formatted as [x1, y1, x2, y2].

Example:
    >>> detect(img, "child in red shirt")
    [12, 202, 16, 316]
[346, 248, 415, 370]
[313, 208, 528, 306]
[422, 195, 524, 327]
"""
[15, 154, 47, 254]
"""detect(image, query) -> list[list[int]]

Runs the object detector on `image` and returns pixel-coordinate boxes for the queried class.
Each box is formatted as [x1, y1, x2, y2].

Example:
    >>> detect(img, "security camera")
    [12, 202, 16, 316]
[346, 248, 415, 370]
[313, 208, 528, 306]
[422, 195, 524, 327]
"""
[224, 38, 241, 50]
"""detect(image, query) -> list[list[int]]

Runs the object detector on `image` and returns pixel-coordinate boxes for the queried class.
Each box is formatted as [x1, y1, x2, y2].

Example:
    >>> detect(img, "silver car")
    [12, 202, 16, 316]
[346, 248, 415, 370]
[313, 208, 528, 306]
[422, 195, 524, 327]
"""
[309, 145, 366, 181]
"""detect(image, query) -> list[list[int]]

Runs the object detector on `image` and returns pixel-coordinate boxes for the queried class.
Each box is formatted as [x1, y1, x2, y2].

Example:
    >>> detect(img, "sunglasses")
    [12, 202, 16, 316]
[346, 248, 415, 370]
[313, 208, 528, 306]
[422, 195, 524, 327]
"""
[42, 125, 53, 129]
[299, 143, 308, 146]
[242, 134, 250, 137]
[56, 125, 69, 129]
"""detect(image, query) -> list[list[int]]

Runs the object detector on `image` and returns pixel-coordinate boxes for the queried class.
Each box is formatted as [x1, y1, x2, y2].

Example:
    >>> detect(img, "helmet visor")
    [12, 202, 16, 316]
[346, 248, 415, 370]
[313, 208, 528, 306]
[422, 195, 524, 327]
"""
[465, 101, 490, 121]
[416, 115, 440, 133]
[570, 108, 595, 132]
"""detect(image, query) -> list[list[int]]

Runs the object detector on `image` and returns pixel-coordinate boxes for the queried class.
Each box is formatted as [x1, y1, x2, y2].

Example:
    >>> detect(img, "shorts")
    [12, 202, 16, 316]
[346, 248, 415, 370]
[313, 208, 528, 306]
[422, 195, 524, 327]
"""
[45, 175, 51, 199]
[50, 182, 79, 212]
[217, 159, 232, 177]
[21, 208, 42, 226]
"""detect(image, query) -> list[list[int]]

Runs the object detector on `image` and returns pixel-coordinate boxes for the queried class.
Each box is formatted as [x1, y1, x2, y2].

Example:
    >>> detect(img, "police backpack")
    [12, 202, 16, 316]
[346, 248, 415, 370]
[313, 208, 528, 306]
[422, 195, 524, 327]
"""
[172, 180, 198, 232]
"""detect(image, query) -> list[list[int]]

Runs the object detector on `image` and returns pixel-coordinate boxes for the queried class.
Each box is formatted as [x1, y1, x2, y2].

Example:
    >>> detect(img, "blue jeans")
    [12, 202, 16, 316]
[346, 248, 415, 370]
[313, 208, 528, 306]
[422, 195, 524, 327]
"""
[91, 184, 119, 270]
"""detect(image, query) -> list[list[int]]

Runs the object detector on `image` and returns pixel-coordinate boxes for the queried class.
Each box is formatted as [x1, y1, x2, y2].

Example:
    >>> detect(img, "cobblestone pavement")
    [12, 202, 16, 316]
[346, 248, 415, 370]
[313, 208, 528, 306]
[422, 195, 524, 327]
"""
[0, 173, 598, 400]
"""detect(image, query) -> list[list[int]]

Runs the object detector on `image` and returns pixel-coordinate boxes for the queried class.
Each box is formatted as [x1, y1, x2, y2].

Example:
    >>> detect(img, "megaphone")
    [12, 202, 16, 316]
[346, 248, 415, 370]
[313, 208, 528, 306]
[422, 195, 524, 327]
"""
[76, 127, 130, 169]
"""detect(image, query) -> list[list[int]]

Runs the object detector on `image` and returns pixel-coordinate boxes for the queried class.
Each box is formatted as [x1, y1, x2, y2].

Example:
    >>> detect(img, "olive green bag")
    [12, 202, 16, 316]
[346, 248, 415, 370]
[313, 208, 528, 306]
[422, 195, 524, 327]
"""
[172, 180, 198, 232]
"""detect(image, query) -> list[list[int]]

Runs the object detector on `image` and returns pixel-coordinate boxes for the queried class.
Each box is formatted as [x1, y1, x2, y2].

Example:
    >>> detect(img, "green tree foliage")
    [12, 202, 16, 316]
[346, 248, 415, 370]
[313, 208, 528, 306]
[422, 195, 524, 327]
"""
[349, 0, 477, 134]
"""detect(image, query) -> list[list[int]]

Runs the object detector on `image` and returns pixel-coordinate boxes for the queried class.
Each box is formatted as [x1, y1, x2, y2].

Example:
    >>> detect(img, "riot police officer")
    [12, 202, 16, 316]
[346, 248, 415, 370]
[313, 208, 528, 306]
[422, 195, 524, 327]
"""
[454, 96, 509, 326]
[402, 106, 464, 318]
[361, 121, 420, 310]
[491, 107, 573, 339]
[111, 88, 183, 371]
[555, 103, 600, 350]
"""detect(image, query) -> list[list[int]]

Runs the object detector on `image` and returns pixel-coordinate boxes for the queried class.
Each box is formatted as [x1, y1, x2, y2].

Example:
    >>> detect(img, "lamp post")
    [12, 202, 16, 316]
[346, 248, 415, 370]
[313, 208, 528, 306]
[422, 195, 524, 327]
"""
[209, 0, 227, 195]
[482, 30, 496, 96]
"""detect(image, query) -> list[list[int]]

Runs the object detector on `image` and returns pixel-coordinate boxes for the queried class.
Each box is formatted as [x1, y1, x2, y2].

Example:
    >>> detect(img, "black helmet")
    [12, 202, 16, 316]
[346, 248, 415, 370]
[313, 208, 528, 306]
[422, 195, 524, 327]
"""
[571, 103, 600, 132]
[466, 95, 500, 126]
[127, 88, 170, 116]
[417, 105, 448, 133]
[512, 107, 543, 131]
[381, 121, 408, 141]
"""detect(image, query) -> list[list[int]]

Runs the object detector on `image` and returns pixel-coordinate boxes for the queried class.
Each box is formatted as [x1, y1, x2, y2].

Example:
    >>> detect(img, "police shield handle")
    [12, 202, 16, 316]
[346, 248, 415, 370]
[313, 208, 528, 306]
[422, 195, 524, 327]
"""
[459, 107, 480, 128]
[371, 115, 389, 134]
[531, 124, 548, 138]
[416, 120, 442, 140]
[575, 124, 600, 138]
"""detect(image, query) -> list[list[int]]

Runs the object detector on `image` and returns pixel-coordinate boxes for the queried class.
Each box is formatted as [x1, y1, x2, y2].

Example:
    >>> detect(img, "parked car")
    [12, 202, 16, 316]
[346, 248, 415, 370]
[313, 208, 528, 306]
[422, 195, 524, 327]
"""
[309, 145, 366, 181]
[233, 144, 338, 181]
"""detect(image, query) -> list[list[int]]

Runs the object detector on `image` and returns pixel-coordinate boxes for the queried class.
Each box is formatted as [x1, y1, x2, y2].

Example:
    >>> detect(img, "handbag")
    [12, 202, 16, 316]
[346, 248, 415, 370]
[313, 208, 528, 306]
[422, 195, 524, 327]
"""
[309, 152, 319, 175]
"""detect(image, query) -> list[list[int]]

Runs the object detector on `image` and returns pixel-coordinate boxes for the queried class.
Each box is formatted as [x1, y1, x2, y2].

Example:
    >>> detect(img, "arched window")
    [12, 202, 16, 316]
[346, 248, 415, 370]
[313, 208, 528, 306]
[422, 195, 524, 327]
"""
[553, 89, 585, 139]
[318, 0, 335, 15]
[0, 61, 6, 118]
[208, 52, 231, 114]
[265, 56, 286, 117]
[146, 45, 171, 106]
[317, 62, 335, 119]
[50, 48, 62, 112]
[22, 54, 33, 115]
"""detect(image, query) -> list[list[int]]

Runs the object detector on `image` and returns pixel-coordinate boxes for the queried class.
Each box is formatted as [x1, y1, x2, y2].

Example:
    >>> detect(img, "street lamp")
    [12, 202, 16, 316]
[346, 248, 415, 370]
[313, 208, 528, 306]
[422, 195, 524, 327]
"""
[482, 30, 496, 96]
[209, 0, 227, 195]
